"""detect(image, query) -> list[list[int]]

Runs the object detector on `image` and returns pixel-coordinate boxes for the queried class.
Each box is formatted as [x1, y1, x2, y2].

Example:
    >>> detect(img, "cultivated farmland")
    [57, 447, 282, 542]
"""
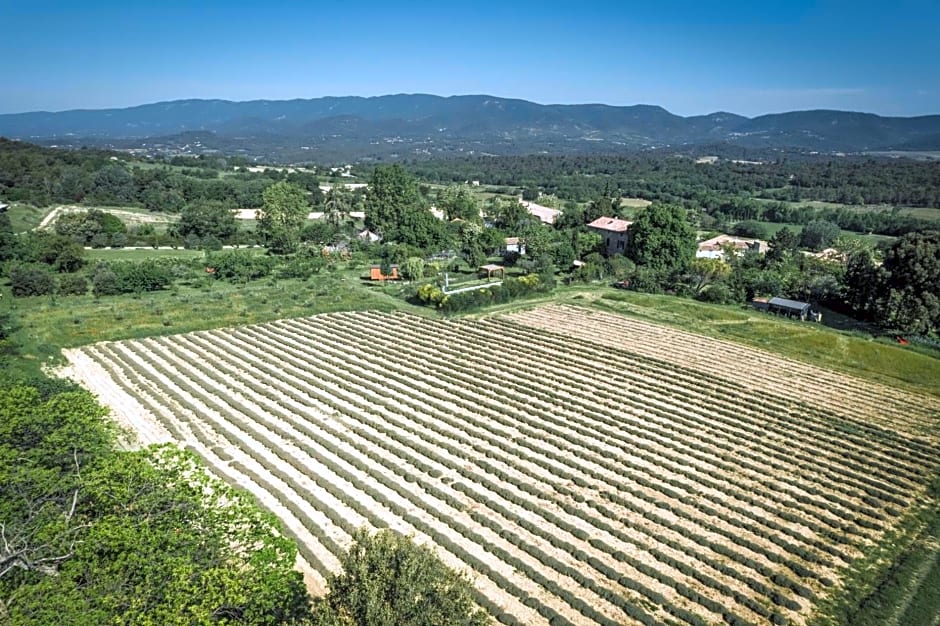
[66, 307, 940, 626]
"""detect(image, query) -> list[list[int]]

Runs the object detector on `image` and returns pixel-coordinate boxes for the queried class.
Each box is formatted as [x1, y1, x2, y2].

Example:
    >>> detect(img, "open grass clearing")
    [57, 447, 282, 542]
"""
[84, 247, 213, 261]
[36, 204, 178, 229]
[6, 269, 414, 364]
[5, 202, 48, 232]
[555, 288, 940, 397]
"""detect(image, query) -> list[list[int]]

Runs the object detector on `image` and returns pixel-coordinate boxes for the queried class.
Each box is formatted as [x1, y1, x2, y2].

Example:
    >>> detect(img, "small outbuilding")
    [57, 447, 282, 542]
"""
[358, 229, 382, 243]
[767, 297, 813, 320]
[504, 237, 525, 255]
[369, 265, 399, 281]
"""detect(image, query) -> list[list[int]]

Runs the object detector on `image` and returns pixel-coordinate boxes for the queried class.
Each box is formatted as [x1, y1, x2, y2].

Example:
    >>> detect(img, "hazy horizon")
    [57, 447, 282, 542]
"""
[1, 0, 938, 118]
[3, 92, 939, 120]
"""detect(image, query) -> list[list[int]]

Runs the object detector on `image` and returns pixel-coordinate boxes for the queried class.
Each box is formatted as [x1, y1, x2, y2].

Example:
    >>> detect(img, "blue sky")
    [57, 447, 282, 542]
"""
[0, 0, 937, 117]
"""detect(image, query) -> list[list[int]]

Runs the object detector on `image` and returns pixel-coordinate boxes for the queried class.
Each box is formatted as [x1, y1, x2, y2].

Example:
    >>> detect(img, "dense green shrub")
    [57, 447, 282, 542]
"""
[9, 264, 55, 297]
[57, 273, 88, 296]
[416, 273, 550, 312]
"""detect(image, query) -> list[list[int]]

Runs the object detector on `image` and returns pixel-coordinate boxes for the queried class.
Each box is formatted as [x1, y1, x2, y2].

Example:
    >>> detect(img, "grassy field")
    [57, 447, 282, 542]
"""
[537, 288, 940, 397]
[83, 246, 269, 262]
[5, 202, 179, 233]
[6, 202, 48, 232]
[4, 268, 414, 370]
[757, 220, 896, 245]
[83, 247, 217, 261]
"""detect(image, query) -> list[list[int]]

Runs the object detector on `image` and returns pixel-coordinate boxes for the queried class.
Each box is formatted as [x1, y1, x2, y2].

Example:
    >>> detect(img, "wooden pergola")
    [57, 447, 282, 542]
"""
[478, 263, 505, 279]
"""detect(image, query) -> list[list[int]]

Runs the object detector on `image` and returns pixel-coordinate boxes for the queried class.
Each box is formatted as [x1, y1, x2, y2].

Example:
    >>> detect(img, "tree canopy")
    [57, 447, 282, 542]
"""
[877, 230, 940, 334]
[625, 203, 696, 275]
[175, 200, 239, 243]
[365, 165, 445, 250]
[258, 181, 310, 254]
[0, 384, 309, 625]
[313, 528, 488, 626]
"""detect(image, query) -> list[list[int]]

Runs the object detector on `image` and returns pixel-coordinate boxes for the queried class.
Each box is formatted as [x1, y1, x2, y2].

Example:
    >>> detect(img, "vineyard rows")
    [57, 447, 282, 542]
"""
[67, 307, 940, 626]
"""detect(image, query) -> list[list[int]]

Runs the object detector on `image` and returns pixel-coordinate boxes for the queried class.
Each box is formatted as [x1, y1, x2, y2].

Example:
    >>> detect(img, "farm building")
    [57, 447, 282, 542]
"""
[696, 234, 768, 260]
[758, 297, 818, 321]
[587, 216, 633, 255]
[520, 200, 561, 225]
[369, 265, 399, 281]
[504, 237, 525, 255]
[802, 248, 848, 263]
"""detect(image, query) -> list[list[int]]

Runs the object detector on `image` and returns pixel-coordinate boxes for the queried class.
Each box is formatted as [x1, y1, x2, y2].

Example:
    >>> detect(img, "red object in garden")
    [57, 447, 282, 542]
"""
[896, 336, 909, 345]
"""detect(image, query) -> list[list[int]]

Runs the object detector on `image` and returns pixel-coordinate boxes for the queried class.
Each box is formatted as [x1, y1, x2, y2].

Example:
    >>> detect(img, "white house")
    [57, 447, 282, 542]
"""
[696, 234, 768, 260]
[504, 237, 526, 255]
[520, 200, 561, 225]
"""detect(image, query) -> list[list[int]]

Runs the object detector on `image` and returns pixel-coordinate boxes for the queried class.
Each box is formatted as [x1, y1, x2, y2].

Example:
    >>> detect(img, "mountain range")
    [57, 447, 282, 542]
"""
[1, 94, 938, 162]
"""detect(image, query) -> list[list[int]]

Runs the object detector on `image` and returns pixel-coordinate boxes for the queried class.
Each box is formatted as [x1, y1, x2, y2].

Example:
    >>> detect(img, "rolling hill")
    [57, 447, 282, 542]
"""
[2, 94, 938, 161]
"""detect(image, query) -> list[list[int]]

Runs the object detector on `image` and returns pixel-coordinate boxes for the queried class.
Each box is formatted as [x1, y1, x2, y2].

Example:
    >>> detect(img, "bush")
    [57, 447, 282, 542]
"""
[90, 232, 110, 248]
[58, 274, 88, 296]
[110, 260, 173, 292]
[200, 235, 222, 251]
[92, 265, 122, 296]
[206, 250, 275, 282]
[9, 264, 55, 297]
[417, 273, 551, 312]
[400, 256, 425, 281]
[183, 233, 202, 250]
[277, 249, 326, 279]
[696, 282, 735, 304]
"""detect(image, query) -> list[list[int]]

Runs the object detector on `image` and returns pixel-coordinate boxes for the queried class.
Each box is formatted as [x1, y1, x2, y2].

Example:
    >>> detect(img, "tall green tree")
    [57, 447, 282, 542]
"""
[175, 200, 239, 242]
[843, 248, 884, 320]
[625, 203, 696, 275]
[323, 186, 352, 230]
[258, 181, 310, 255]
[0, 211, 15, 262]
[457, 221, 486, 270]
[876, 231, 940, 334]
[766, 227, 801, 262]
[486, 197, 530, 232]
[365, 165, 444, 250]
[314, 528, 488, 626]
[800, 219, 841, 251]
[438, 185, 479, 222]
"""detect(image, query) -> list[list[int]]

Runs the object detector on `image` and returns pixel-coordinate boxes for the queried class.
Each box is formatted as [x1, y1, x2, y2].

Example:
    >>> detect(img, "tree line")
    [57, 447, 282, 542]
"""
[0, 138, 325, 212]
[409, 154, 940, 209]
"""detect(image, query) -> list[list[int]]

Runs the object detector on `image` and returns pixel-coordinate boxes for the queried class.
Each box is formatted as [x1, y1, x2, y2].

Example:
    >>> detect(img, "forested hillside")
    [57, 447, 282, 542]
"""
[2, 95, 940, 161]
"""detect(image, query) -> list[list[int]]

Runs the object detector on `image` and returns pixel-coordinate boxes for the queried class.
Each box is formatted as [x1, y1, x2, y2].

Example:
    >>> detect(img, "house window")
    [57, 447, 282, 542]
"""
[606, 237, 611, 247]
[617, 240, 625, 250]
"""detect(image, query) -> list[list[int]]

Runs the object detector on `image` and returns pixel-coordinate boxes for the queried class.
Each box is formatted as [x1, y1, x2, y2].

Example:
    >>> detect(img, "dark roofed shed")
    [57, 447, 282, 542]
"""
[768, 297, 812, 320]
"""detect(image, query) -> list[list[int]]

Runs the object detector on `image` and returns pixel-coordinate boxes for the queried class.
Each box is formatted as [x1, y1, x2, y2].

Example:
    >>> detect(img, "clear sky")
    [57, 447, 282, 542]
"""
[1, 0, 937, 117]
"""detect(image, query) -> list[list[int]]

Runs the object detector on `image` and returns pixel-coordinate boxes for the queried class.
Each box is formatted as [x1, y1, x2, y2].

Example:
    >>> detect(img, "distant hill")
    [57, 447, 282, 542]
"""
[2, 94, 938, 161]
